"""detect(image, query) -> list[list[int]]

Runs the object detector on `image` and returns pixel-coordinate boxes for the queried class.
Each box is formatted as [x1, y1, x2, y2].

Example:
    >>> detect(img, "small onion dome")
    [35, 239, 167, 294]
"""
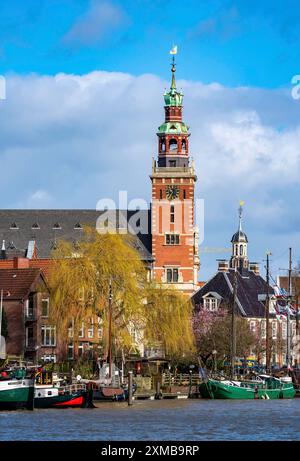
[231, 230, 248, 243]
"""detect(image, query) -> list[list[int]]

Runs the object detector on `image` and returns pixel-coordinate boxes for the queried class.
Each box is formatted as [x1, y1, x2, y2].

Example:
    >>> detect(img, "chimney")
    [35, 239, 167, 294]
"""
[218, 260, 229, 272]
[249, 262, 260, 275]
[13, 257, 30, 269]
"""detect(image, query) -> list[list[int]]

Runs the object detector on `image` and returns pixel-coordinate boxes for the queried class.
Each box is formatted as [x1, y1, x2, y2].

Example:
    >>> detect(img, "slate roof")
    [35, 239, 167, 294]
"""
[0, 268, 47, 300]
[0, 210, 153, 263]
[192, 268, 275, 318]
[231, 230, 248, 243]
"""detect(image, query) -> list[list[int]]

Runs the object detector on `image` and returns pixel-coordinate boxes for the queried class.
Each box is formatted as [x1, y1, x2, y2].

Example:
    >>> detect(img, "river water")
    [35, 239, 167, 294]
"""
[0, 399, 299, 441]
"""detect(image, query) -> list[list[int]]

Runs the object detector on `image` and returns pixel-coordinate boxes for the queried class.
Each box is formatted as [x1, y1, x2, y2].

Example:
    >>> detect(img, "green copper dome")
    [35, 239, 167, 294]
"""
[164, 88, 183, 107]
[157, 121, 189, 135]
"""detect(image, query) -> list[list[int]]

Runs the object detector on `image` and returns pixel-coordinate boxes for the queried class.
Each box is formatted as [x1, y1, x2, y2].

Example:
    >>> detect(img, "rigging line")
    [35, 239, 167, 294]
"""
[264, 266, 293, 305]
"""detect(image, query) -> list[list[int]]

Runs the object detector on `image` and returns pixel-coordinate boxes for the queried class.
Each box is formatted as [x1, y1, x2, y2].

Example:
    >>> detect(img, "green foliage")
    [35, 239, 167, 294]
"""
[194, 308, 255, 365]
[144, 284, 195, 359]
[49, 227, 195, 362]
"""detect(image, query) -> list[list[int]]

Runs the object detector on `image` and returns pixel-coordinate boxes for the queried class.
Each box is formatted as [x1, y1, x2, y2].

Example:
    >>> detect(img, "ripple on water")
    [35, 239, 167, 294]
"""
[0, 399, 299, 441]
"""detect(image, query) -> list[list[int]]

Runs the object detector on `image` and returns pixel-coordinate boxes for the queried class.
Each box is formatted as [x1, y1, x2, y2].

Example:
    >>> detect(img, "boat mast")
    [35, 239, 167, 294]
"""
[108, 281, 113, 380]
[265, 252, 271, 373]
[0, 290, 3, 355]
[230, 268, 237, 379]
[287, 247, 292, 370]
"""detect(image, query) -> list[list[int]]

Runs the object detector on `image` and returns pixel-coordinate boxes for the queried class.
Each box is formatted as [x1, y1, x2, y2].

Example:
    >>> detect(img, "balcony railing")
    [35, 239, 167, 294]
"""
[152, 166, 194, 174]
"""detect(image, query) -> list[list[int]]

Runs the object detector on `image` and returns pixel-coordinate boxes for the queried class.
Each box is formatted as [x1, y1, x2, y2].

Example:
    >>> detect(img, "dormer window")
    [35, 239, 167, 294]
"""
[74, 223, 82, 229]
[10, 222, 19, 229]
[8, 241, 16, 250]
[53, 222, 61, 230]
[32, 223, 40, 229]
[203, 293, 221, 311]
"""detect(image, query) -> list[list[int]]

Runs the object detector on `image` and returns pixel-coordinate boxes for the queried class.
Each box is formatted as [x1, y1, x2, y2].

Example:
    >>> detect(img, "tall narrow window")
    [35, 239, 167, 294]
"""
[79, 322, 84, 338]
[183, 190, 186, 199]
[173, 269, 179, 283]
[41, 298, 49, 318]
[170, 205, 175, 223]
[41, 326, 56, 346]
[159, 189, 163, 200]
[88, 319, 94, 339]
[78, 342, 84, 357]
[166, 268, 179, 283]
[282, 321, 287, 340]
[26, 327, 34, 347]
[68, 342, 74, 360]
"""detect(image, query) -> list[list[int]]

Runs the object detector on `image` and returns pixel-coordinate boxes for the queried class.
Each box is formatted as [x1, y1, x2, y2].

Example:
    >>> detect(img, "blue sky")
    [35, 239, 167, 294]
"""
[1, 0, 300, 88]
[0, 0, 300, 280]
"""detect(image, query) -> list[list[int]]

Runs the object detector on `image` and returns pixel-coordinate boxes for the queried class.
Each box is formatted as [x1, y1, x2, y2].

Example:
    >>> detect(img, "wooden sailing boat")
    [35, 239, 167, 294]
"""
[90, 282, 127, 403]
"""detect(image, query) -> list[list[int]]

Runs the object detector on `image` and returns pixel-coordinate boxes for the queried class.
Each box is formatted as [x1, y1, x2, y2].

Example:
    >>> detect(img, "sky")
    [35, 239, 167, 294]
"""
[0, 0, 300, 280]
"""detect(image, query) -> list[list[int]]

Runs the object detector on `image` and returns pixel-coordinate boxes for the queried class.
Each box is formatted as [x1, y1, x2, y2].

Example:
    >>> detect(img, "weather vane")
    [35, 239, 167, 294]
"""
[170, 45, 177, 66]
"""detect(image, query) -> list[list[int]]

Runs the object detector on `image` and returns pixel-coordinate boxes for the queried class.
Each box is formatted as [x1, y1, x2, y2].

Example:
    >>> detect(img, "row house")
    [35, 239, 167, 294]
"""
[192, 207, 297, 367]
[0, 257, 105, 364]
[0, 257, 56, 363]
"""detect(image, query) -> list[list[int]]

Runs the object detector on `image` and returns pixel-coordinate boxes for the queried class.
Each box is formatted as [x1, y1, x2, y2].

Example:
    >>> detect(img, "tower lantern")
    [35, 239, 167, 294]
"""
[157, 53, 190, 168]
[230, 201, 249, 270]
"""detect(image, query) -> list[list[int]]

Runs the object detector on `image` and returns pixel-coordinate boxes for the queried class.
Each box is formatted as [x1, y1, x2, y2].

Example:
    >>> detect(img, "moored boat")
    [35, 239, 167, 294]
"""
[0, 368, 34, 410]
[199, 374, 295, 399]
[34, 370, 89, 409]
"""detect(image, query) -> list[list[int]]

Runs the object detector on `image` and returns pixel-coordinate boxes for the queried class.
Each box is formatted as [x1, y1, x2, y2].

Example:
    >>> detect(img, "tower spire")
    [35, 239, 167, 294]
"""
[238, 200, 244, 232]
[169, 45, 178, 91]
[171, 55, 176, 90]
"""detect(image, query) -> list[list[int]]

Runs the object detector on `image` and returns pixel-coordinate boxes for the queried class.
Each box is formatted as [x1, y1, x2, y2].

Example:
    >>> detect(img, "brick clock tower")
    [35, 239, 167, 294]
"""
[150, 57, 199, 293]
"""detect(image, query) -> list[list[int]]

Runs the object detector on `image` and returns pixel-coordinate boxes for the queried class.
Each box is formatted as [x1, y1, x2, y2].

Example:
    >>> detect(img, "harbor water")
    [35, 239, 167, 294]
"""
[0, 399, 300, 441]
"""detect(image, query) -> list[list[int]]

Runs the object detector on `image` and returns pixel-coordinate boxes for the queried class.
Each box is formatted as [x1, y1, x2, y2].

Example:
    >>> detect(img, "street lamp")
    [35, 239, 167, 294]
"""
[212, 350, 217, 374]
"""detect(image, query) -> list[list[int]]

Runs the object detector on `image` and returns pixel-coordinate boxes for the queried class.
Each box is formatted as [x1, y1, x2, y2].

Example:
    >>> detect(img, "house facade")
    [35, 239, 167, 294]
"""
[192, 207, 297, 367]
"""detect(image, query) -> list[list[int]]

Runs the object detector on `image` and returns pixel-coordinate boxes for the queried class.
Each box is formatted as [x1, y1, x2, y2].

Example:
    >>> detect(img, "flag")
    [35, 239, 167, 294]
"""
[170, 45, 177, 55]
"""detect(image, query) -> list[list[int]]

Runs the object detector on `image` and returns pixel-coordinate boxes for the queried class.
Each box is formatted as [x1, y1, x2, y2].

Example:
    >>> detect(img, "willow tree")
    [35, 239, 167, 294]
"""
[144, 284, 195, 363]
[49, 227, 147, 359]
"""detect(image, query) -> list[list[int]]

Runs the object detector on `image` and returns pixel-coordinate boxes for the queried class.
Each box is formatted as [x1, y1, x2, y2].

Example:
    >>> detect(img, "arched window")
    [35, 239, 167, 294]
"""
[182, 140, 186, 152]
[169, 139, 177, 151]
[161, 141, 165, 152]
[240, 244, 243, 256]
[235, 245, 238, 255]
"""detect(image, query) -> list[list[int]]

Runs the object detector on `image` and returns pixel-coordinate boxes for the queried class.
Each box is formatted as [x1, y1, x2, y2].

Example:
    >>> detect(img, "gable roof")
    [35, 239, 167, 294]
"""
[192, 268, 274, 318]
[0, 209, 153, 263]
[0, 268, 48, 300]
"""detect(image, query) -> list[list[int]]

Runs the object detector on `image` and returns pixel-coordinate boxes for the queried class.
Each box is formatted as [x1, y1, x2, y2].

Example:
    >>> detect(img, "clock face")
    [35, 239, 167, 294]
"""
[166, 185, 180, 200]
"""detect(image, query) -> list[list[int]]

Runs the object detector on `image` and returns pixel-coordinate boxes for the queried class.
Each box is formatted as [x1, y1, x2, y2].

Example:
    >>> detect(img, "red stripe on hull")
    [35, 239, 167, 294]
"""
[53, 396, 84, 407]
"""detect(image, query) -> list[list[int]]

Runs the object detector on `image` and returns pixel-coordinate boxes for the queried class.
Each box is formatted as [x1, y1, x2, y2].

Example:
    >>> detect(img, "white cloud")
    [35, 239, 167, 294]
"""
[0, 70, 300, 277]
[62, 0, 128, 47]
